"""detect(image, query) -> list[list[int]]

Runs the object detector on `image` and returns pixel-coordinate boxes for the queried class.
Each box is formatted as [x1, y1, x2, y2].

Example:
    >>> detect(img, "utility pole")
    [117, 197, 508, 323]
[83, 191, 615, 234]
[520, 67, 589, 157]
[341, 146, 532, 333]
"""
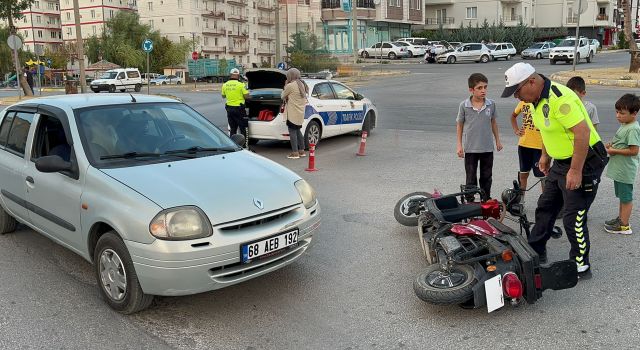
[571, 0, 582, 71]
[275, 2, 280, 66]
[73, 0, 86, 92]
[192, 32, 197, 88]
[352, 0, 358, 63]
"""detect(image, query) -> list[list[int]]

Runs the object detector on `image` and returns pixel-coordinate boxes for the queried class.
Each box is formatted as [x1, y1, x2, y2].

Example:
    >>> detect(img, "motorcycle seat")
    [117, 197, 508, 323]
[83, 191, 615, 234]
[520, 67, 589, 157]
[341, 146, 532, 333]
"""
[429, 196, 483, 223]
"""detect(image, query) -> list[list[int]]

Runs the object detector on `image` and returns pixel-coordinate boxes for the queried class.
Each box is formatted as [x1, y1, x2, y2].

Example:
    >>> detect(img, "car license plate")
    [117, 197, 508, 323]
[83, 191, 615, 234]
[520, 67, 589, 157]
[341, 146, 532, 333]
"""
[91, 85, 97, 88]
[241, 229, 298, 263]
[485, 274, 504, 313]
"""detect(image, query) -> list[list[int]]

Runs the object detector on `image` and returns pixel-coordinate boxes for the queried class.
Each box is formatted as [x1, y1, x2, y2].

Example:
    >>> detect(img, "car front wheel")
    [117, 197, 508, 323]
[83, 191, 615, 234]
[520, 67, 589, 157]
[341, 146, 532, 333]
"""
[388, 52, 396, 59]
[447, 56, 456, 64]
[480, 55, 490, 63]
[94, 231, 153, 314]
[304, 120, 321, 150]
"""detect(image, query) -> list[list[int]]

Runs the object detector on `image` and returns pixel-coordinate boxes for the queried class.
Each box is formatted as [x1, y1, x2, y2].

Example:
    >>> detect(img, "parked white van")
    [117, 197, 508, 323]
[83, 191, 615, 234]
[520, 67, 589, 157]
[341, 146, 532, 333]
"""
[90, 68, 143, 93]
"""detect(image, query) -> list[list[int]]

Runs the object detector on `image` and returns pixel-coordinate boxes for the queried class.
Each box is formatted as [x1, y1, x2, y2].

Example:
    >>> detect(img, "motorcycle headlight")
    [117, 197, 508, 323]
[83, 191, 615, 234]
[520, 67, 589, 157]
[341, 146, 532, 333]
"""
[149, 206, 212, 240]
[295, 180, 317, 209]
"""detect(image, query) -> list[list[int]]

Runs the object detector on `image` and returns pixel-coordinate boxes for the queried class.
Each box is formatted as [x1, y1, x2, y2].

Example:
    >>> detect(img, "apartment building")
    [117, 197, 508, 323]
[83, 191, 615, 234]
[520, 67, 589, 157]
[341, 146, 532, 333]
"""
[316, 0, 424, 54]
[59, 0, 138, 42]
[0, 0, 63, 54]
[138, 0, 277, 67]
[422, 0, 619, 45]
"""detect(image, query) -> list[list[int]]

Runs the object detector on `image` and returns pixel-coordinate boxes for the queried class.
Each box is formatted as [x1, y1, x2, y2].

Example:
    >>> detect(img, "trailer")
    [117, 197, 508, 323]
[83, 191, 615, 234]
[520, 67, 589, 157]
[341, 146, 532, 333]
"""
[187, 59, 242, 83]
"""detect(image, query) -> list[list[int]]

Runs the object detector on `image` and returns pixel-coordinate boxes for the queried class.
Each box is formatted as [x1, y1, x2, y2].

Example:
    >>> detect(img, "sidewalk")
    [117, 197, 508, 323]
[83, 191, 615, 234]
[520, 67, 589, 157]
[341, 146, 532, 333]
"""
[551, 66, 640, 88]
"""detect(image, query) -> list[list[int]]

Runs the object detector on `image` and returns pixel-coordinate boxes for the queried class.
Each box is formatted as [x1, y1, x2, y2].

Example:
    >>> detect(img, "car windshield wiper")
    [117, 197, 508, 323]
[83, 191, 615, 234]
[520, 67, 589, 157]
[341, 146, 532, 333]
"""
[164, 146, 239, 155]
[100, 152, 163, 160]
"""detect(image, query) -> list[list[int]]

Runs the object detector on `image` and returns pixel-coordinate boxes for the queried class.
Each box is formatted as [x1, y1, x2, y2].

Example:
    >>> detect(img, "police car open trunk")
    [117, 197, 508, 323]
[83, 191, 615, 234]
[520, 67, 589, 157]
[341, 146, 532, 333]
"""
[245, 69, 287, 121]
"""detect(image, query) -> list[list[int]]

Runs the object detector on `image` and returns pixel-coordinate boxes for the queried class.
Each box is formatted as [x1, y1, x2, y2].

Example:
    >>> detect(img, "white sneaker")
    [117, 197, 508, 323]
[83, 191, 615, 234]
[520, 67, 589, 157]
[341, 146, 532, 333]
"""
[576, 263, 590, 273]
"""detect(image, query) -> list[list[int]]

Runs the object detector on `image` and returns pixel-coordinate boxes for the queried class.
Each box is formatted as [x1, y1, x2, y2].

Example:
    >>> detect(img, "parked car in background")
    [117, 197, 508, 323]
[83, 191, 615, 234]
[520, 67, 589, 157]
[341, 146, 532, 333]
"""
[393, 41, 426, 58]
[448, 42, 462, 48]
[521, 41, 556, 59]
[149, 74, 182, 85]
[141, 73, 161, 84]
[590, 39, 601, 52]
[487, 42, 517, 60]
[358, 42, 408, 59]
[397, 37, 430, 46]
[549, 37, 595, 64]
[90, 68, 143, 93]
[436, 43, 492, 64]
[0, 94, 320, 314]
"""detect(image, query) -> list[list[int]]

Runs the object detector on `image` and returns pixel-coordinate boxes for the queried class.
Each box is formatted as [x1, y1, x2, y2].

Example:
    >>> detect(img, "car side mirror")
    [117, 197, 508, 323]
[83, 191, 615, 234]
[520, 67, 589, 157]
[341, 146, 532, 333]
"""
[355, 93, 364, 100]
[35, 155, 72, 173]
[230, 134, 245, 147]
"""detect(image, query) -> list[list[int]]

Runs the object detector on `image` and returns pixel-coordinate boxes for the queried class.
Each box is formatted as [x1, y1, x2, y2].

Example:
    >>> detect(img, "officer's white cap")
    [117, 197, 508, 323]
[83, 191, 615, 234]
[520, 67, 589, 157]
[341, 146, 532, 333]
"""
[501, 62, 536, 98]
[230, 68, 240, 75]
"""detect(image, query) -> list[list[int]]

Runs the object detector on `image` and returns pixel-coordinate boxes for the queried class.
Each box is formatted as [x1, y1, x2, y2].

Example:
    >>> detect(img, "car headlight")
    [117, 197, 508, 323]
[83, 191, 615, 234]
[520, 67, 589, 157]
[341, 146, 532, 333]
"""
[149, 206, 212, 240]
[295, 180, 317, 209]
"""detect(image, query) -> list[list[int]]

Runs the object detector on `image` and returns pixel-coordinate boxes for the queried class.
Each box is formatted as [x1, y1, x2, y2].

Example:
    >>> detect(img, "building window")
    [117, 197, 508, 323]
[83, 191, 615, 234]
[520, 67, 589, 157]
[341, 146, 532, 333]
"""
[179, 17, 184, 26]
[204, 37, 209, 45]
[466, 7, 477, 19]
[149, 19, 154, 28]
[91, 10, 96, 18]
[66, 12, 71, 20]
[179, 36, 185, 43]
[389, 0, 400, 7]
[92, 25, 96, 34]
[148, 1, 153, 10]
[178, 0, 183, 8]
[34, 1, 40, 8]
[195, 17, 199, 26]
[67, 27, 72, 36]
[36, 16, 42, 23]
[25, 31, 29, 37]
[37, 30, 43, 38]
[110, 10, 114, 17]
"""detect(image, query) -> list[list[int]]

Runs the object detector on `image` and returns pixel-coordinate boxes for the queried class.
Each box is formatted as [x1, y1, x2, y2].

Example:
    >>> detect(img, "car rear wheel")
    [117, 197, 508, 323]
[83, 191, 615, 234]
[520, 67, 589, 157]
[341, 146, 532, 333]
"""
[407, 50, 413, 58]
[586, 51, 593, 63]
[363, 51, 369, 58]
[506, 54, 512, 60]
[134, 84, 142, 92]
[447, 56, 456, 64]
[388, 52, 396, 59]
[304, 120, 321, 150]
[480, 55, 490, 63]
[94, 231, 153, 314]
[0, 206, 17, 234]
[536, 53, 542, 59]
[162, 82, 167, 85]
[177, 81, 182, 85]
[108, 85, 116, 93]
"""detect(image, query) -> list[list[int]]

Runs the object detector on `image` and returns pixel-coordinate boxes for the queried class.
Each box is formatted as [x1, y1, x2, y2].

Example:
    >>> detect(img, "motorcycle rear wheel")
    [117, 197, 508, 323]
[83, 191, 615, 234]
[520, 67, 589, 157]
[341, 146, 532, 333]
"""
[394, 192, 432, 226]
[414, 264, 476, 305]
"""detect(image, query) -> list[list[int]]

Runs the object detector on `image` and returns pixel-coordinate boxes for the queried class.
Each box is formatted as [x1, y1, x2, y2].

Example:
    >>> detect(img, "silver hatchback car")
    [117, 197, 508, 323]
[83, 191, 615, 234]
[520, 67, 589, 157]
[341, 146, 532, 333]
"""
[0, 95, 320, 313]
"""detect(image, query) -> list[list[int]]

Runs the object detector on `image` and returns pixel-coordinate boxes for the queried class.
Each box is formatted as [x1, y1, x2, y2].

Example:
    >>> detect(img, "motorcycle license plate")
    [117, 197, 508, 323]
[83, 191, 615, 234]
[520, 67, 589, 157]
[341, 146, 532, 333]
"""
[485, 274, 504, 313]
[241, 229, 298, 263]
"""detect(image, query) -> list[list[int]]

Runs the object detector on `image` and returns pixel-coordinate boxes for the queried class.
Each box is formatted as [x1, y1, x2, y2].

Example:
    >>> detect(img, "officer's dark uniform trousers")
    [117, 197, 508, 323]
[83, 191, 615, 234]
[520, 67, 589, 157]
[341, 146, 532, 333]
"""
[529, 152, 606, 267]
[226, 105, 248, 137]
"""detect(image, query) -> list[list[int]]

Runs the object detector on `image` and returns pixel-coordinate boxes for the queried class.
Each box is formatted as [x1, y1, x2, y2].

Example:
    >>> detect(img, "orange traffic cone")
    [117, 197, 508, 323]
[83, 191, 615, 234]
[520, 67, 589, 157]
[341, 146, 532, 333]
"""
[357, 131, 368, 156]
[305, 143, 318, 172]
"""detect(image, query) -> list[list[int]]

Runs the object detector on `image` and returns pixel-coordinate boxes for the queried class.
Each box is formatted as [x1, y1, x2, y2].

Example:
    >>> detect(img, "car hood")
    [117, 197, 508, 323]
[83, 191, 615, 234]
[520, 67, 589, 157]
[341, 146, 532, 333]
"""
[245, 69, 287, 90]
[100, 151, 303, 225]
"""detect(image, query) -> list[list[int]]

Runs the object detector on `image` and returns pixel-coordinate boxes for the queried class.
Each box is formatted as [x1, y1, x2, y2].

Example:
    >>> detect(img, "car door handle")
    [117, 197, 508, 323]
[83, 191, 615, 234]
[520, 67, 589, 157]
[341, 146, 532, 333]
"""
[316, 104, 323, 108]
[26, 176, 34, 184]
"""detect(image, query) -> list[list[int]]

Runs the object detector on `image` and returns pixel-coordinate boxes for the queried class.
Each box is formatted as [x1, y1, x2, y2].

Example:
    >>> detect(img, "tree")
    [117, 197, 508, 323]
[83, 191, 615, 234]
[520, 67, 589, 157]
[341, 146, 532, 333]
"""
[286, 31, 338, 72]
[622, 0, 640, 72]
[0, 0, 35, 95]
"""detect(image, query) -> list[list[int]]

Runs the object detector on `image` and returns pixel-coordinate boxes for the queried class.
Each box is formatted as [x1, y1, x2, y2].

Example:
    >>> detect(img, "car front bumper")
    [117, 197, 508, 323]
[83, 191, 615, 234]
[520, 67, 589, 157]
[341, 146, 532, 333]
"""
[90, 84, 112, 91]
[550, 53, 574, 60]
[128, 202, 321, 296]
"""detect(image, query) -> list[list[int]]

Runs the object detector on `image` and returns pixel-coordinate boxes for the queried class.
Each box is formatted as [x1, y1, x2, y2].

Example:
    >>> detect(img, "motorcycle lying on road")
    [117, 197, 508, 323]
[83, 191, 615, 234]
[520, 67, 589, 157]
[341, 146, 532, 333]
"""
[393, 182, 576, 312]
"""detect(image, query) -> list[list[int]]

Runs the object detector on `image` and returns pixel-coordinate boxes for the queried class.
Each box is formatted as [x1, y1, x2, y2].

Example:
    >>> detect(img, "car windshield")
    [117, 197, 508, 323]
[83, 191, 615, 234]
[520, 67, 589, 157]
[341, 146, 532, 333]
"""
[559, 39, 576, 47]
[394, 42, 408, 46]
[75, 102, 239, 168]
[100, 72, 119, 79]
[529, 43, 544, 49]
[154, 75, 166, 80]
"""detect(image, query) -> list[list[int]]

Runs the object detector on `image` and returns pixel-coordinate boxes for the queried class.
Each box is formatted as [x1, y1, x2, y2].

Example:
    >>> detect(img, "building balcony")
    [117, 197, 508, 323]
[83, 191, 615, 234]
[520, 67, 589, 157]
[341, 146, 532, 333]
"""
[596, 0, 609, 3]
[228, 46, 249, 54]
[258, 17, 275, 25]
[424, 0, 454, 5]
[596, 14, 609, 21]
[229, 31, 249, 38]
[425, 17, 454, 25]
[566, 15, 578, 24]
[202, 46, 226, 53]
[258, 34, 275, 40]
[499, 0, 521, 3]
[500, 15, 523, 25]
[202, 10, 225, 19]
[227, 13, 248, 22]
[257, 0, 275, 10]
[321, 8, 376, 20]
[321, 0, 375, 9]
[202, 27, 226, 36]
[257, 48, 274, 56]
[227, 0, 248, 6]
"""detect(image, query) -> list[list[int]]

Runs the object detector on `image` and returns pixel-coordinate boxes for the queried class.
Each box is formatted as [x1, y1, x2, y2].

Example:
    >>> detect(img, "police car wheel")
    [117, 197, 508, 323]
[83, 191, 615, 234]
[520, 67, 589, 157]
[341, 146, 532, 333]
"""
[304, 120, 321, 150]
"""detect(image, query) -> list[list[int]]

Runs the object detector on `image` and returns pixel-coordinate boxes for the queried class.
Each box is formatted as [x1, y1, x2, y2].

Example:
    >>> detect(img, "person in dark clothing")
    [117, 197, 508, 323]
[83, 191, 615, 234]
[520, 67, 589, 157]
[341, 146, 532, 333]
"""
[23, 66, 34, 94]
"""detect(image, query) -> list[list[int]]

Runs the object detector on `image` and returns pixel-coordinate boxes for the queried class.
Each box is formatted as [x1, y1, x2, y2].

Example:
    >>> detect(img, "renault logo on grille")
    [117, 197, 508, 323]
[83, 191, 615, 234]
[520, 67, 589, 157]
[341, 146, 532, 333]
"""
[253, 198, 264, 210]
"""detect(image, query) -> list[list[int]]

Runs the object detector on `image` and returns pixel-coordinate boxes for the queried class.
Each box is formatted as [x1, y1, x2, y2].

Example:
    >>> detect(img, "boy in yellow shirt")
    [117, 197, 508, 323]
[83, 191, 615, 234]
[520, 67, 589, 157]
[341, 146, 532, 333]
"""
[511, 100, 544, 193]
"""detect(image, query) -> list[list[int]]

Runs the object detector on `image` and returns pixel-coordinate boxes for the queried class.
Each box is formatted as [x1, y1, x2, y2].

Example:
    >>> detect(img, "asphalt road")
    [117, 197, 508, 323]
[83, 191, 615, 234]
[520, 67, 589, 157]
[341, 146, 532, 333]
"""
[1, 52, 639, 349]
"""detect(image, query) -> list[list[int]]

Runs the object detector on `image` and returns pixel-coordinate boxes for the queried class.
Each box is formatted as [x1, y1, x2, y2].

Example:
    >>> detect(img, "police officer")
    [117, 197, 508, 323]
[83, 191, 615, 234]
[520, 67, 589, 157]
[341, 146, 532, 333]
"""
[222, 68, 249, 146]
[501, 63, 607, 279]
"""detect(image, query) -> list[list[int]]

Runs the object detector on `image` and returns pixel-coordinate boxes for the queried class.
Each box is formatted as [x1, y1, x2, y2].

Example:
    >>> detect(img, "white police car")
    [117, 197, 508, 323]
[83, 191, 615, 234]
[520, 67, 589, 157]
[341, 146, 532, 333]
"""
[244, 69, 377, 147]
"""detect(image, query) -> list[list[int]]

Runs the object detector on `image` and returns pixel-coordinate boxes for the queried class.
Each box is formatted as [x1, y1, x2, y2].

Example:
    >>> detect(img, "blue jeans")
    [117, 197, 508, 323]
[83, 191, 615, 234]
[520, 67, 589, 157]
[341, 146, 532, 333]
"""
[288, 126, 304, 152]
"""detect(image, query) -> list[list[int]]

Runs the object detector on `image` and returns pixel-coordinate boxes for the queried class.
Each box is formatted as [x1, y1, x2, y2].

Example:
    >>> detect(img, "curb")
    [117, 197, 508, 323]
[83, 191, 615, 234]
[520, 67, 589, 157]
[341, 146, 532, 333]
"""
[550, 72, 640, 88]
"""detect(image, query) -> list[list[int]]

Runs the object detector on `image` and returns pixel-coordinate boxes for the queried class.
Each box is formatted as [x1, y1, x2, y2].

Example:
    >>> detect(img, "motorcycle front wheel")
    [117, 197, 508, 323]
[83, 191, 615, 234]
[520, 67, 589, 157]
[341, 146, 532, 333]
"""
[393, 192, 432, 226]
[413, 264, 476, 305]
